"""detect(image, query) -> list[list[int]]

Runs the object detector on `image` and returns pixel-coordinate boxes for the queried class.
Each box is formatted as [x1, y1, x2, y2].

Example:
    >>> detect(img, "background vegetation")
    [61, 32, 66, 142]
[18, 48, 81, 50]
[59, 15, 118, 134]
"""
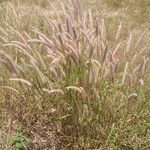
[0, 0, 150, 149]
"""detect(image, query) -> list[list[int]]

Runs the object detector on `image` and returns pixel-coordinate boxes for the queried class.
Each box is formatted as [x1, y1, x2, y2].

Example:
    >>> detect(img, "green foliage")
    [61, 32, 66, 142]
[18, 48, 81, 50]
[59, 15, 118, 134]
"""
[0, 0, 150, 149]
[11, 128, 29, 150]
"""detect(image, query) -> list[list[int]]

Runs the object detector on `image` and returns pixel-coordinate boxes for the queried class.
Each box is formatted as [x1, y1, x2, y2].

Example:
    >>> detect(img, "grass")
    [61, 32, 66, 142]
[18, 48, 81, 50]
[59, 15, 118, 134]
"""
[0, 0, 150, 149]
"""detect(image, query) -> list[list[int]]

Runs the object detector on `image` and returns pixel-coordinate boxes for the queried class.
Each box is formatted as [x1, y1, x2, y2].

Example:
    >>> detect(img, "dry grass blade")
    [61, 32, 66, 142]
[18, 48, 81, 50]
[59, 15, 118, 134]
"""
[88, 9, 93, 29]
[0, 1, 149, 149]
[126, 32, 132, 54]
[22, 31, 32, 40]
[0, 51, 17, 74]
[101, 19, 106, 41]
[9, 78, 32, 87]
[122, 62, 129, 86]
[132, 57, 148, 80]
[115, 23, 122, 41]
[113, 43, 121, 56]
[6, 24, 26, 43]
[134, 28, 149, 49]
[32, 62, 47, 84]
[42, 88, 64, 95]
[10, 41, 32, 52]
[0, 85, 20, 94]
[4, 43, 37, 64]
[33, 29, 54, 47]
[27, 39, 53, 50]
[66, 86, 86, 98]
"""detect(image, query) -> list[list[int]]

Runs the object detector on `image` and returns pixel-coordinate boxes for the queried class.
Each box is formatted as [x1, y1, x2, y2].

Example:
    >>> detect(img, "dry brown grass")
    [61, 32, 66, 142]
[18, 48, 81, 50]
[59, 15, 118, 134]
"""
[0, 0, 150, 149]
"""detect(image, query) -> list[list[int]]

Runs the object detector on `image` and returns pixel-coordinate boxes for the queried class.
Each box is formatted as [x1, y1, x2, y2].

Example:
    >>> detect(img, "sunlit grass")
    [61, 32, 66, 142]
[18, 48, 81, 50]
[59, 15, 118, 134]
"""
[0, 0, 150, 149]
